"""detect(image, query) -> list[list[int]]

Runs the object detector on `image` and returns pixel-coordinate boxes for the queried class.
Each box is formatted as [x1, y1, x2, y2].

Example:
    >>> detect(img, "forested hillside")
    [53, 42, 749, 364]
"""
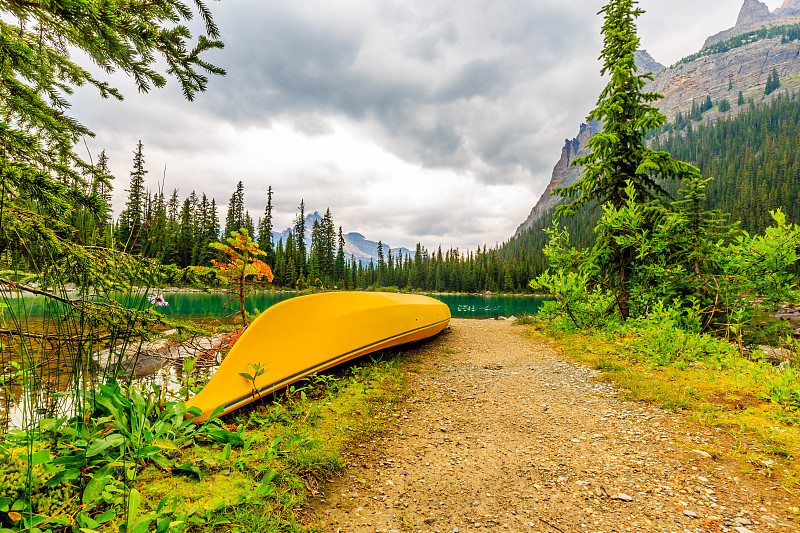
[504, 91, 800, 273]
[653, 93, 800, 234]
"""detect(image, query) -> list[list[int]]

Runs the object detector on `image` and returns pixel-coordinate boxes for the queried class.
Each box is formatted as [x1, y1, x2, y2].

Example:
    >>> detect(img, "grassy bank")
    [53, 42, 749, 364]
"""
[139, 354, 410, 532]
[0, 348, 414, 532]
[136, 352, 412, 532]
[525, 319, 800, 494]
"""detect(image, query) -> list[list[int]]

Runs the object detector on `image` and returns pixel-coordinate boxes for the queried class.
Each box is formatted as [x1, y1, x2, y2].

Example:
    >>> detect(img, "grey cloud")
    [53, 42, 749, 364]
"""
[192, 0, 607, 185]
[434, 58, 511, 101]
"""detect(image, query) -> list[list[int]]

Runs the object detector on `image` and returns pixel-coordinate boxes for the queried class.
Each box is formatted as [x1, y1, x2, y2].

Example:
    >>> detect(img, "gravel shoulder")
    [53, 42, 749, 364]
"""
[312, 318, 799, 532]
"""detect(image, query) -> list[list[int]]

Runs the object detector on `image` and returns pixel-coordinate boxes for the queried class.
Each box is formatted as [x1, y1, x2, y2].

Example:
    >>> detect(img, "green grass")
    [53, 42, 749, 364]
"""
[131, 352, 411, 532]
[531, 323, 800, 490]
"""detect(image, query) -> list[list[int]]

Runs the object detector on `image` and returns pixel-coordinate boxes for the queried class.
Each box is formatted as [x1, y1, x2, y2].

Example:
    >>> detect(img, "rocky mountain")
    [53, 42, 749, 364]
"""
[513, 121, 602, 238]
[634, 49, 665, 78]
[776, 0, 800, 16]
[736, 0, 772, 27]
[513, 50, 662, 238]
[272, 211, 413, 266]
[514, 0, 800, 237]
[704, 0, 800, 47]
[342, 232, 414, 266]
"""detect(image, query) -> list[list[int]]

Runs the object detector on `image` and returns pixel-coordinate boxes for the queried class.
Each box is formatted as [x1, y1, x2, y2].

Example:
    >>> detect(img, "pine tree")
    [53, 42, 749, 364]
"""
[93, 150, 114, 232]
[117, 141, 148, 253]
[335, 227, 346, 287]
[243, 210, 255, 237]
[738, 91, 745, 106]
[310, 218, 322, 279]
[146, 190, 167, 259]
[376, 241, 386, 287]
[553, 0, 701, 319]
[294, 200, 307, 276]
[208, 199, 221, 240]
[765, 68, 780, 95]
[1, 0, 224, 268]
[224, 181, 246, 237]
[690, 100, 702, 120]
[321, 208, 336, 279]
[258, 186, 274, 264]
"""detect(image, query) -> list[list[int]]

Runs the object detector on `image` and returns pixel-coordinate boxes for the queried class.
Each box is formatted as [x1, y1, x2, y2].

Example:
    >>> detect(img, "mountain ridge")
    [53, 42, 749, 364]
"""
[513, 0, 800, 237]
[272, 211, 414, 266]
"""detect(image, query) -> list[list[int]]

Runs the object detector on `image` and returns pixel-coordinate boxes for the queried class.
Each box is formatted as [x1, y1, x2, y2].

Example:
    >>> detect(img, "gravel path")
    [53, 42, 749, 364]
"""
[313, 318, 799, 532]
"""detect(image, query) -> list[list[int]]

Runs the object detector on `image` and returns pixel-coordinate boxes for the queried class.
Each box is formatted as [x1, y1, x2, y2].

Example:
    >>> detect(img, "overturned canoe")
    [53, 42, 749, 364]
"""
[186, 291, 450, 421]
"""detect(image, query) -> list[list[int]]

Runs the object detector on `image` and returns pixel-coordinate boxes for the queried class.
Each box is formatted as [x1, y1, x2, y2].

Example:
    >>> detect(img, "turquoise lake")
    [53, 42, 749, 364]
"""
[5, 292, 546, 321]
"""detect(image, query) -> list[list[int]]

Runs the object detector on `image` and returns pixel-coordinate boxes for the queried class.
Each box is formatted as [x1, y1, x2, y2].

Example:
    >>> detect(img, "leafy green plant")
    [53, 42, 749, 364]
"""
[768, 367, 800, 411]
[239, 362, 268, 399]
[175, 356, 208, 402]
[0, 382, 243, 532]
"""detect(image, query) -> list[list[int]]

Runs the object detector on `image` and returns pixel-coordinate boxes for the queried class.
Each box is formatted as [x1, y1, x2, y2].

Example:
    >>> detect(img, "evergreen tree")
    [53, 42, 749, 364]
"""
[177, 197, 195, 267]
[294, 200, 307, 276]
[258, 186, 275, 264]
[243, 210, 255, 237]
[738, 91, 745, 106]
[146, 190, 167, 259]
[553, 0, 701, 319]
[168, 189, 181, 223]
[117, 141, 148, 253]
[335, 227, 346, 288]
[690, 100, 702, 121]
[718, 98, 731, 112]
[224, 181, 245, 237]
[1, 0, 224, 269]
[376, 240, 386, 287]
[701, 95, 713, 113]
[208, 199, 221, 240]
[674, 110, 685, 130]
[765, 68, 780, 95]
[310, 218, 323, 278]
[322, 208, 336, 279]
[93, 150, 114, 232]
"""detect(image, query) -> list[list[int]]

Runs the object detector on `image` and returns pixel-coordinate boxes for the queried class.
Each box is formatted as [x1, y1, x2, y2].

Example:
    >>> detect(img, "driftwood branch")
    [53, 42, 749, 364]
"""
[0, 328, 114, 342]
[0, 277, 74, 305]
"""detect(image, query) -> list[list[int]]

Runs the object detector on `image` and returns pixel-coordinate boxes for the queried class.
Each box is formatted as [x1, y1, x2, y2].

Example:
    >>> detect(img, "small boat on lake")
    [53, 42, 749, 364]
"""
[186, 291, 450, 420]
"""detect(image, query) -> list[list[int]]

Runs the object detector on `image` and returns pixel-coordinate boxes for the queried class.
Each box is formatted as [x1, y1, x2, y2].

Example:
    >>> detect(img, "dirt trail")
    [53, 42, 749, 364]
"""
[313, 319, 799, 533]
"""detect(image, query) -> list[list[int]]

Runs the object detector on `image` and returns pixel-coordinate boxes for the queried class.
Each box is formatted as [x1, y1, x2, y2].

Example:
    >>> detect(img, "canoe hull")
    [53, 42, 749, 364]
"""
[186, 292, 450, 420]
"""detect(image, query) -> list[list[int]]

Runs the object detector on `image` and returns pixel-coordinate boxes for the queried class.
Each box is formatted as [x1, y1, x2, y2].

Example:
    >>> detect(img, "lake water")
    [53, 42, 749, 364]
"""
[149, 291, 545, 321]
[3, 291, 546, 322]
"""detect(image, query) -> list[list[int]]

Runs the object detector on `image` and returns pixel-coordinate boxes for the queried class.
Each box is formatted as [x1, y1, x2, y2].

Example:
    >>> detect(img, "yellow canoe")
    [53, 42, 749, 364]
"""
[186, 291, 450, 421]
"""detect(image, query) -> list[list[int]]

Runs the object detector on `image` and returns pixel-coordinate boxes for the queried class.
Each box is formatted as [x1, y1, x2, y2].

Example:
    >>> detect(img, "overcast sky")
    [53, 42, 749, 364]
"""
[73, 0, 773, 253]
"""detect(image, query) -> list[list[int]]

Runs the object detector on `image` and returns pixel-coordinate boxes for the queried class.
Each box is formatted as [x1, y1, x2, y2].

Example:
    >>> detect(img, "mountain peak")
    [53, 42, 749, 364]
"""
[776, 0, 800, 15]
[634, 50, 665, 77]
[736, 0, 772, 27]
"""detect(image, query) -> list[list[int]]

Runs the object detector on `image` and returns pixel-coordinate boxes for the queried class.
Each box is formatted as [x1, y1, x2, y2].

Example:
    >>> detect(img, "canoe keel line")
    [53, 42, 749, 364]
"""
[186, 292, 451, 421]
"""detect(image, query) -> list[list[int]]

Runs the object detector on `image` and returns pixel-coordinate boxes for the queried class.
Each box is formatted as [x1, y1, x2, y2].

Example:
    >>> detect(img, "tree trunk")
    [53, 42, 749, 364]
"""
[239, 273, 247, 326]
[618, 247, 631, 320]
